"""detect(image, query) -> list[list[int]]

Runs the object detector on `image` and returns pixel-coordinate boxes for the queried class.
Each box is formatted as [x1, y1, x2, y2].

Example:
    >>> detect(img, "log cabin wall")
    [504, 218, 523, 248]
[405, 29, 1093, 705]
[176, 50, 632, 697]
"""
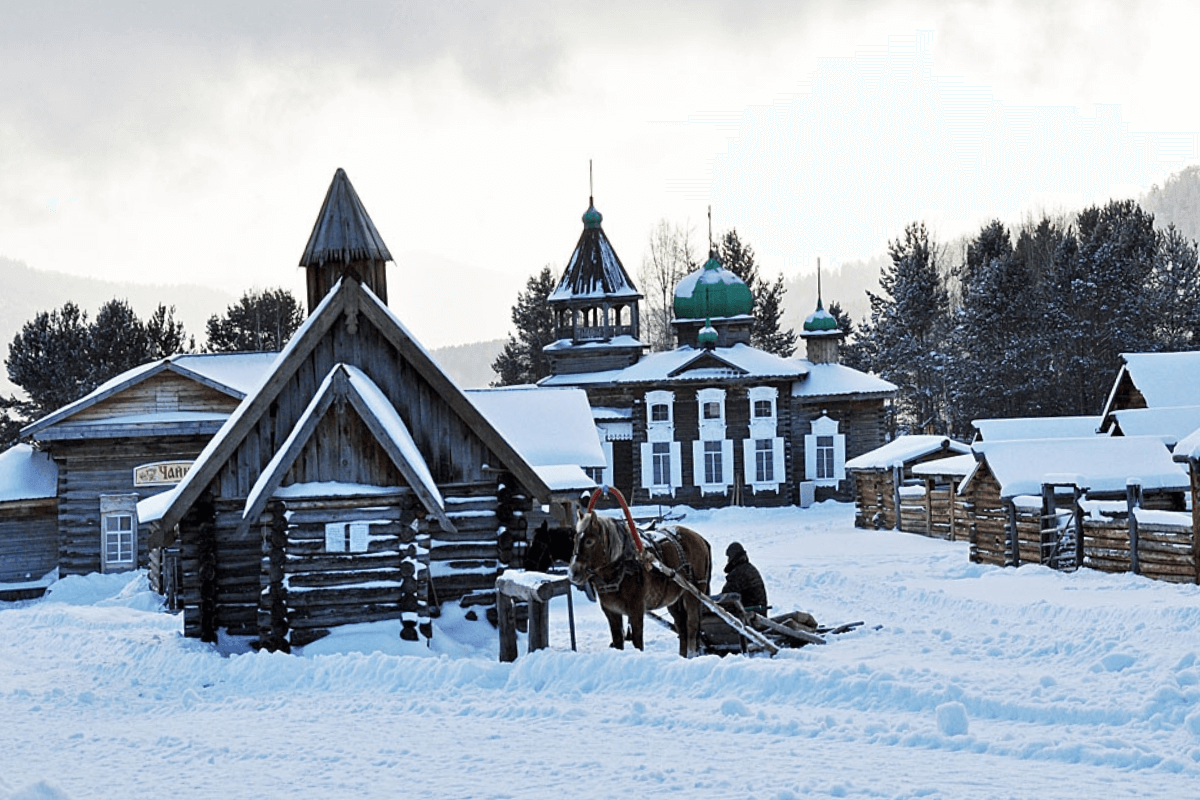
[962, 467, 1008, 566]
[0, 497, 58, 586]
[46, 435, 214, 577]
[791, 398, 888, 501]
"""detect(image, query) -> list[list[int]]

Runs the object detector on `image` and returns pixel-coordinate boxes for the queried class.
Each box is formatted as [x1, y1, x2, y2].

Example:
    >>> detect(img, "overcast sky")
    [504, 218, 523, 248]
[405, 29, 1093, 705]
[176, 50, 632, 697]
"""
[3, 0, 1197, 344]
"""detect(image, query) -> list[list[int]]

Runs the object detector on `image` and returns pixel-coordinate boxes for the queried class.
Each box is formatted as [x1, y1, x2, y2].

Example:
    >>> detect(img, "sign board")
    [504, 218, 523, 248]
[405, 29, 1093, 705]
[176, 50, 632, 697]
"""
[133, 461, 193, 487]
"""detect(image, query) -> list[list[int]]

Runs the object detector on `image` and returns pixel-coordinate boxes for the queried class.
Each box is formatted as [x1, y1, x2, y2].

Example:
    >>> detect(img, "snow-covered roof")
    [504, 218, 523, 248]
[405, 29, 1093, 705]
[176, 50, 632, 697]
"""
[972, 415, 1101, 442]
[542, 335, 645, 352]
[531, 464, 596, 494]
[611, 344, 808, 384]
[970, 436, 1187, 499]
[466, 386, 606, 469]
[0, 444, 58, 502]
[22, 351, 277, 437]
[791, 362, 897, 399]
[548, 204, 640, 303]
[911, 453, 978, 478]
[1105, 352, 1200, 414]
[1109, 405, 1200, 445]
[1172, 425, 1200, 463]
[845, 435, 971, 471]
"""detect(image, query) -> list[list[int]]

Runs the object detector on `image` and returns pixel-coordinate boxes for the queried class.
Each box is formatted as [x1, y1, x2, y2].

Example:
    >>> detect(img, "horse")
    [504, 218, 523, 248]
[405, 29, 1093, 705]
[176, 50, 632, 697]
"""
[567, 510, 712, 657]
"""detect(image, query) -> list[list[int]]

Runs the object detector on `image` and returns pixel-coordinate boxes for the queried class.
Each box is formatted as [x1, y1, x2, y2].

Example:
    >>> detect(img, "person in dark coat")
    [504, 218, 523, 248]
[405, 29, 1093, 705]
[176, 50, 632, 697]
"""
[720, 541, 768, 614]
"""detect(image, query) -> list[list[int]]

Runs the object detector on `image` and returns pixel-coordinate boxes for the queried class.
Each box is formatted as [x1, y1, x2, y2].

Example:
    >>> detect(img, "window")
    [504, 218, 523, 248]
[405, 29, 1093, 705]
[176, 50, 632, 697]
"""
[652, 442, 672, 486]
[703, 401, 722, 420]
[104, 514, 134, 565]
[755, 439, 774, 483]
[816, 435, 835, 480]
[703, 440, 723, 484]
[753, 400, 773, 418]
[650, 404, 669, 422]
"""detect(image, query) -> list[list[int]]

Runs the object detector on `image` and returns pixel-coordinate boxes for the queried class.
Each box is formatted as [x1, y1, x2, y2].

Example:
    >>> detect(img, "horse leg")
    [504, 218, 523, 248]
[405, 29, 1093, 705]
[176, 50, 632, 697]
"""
[603, 606, 625, 650]
[667, 600, 689, 657]
[628, 610, 645, 650]
[684, 593, 703, 657]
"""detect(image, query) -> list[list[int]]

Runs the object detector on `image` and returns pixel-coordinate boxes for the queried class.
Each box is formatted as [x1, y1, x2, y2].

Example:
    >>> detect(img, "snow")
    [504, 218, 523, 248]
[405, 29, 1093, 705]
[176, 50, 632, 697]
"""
[5, 501, 1200, 798]
[971, 436, 1189, 498]
[466, 386, 605, 469]
[612, 343, 808, 383]
[0, 445, 57, 502]
[1113, 352, 1200, 411]
[531, 464, 595, 493]
[1109, 405, 1200, 445]
[791, 361, 897, 398]
[845, 435, 971, 471]
[912, 453, 977, 478]
[973, 415, 1102, 442]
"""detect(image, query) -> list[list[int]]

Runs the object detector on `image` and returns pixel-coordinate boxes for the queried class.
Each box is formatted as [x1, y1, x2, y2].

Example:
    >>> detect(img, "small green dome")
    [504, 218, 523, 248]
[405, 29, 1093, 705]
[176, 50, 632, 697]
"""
[697, 319, 719, 348]
[582, 199, 603, 229]
[803, 299, 839, 333]
[672, 252, 754, 320]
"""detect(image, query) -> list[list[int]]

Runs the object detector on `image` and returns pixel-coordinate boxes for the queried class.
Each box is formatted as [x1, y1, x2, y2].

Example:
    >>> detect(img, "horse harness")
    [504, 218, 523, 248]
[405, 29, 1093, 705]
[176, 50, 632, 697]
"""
[585, 524, 697, 595]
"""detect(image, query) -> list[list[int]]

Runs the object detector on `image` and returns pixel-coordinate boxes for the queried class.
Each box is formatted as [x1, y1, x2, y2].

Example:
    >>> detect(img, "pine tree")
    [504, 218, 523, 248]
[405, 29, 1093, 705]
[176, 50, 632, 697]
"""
[1149, 224, 1200, 351]
[717, 229, 797, 356]
[146, 303, 194, 358]
[205, 288, 304, 353]
[491, 266, 558, 386]
[1047, 200, 1158, 415]
[90, 299, 150, 385]
[859, 222, 951, 433]
[5, 301, 94, 417]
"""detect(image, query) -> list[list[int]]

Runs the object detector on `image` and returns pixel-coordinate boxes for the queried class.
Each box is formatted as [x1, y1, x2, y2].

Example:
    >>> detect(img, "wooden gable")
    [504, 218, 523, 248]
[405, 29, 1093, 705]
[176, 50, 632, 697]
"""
[666, 350, 748, 379]
[67, 370, 240, 424]
[155, 277, 551, 534]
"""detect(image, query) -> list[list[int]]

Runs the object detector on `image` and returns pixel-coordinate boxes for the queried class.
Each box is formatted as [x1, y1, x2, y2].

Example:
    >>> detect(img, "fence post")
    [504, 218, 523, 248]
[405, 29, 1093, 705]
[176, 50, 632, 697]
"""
[1041, 483, 1056, 567]
[1073, 486, 1085, 568]
[1006, 499, 1021, 567]
[892, 464, 903, 531]
[1126, 479, 1142, 576]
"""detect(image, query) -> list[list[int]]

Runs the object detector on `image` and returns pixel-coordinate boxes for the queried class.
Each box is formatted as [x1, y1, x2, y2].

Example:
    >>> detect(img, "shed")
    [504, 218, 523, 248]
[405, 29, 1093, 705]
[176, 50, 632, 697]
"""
[1100, 351, 1200, 420]
[844, 435, 971, 530]
[0, 444, 59, 599]
[961, 436, 1189, 568]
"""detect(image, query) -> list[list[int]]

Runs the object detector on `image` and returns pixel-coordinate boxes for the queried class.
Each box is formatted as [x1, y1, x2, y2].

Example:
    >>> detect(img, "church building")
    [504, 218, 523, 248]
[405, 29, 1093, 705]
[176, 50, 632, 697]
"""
[540, 197, 897, 507]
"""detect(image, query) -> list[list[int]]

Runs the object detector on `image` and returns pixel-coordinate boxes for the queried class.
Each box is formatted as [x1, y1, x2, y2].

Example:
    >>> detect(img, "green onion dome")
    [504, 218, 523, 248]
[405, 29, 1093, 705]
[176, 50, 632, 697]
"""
[672, 251, 754, 320]
[697, 318, 719, 348]
[802, 299, 839, 333]
[582, 200, 603, 229]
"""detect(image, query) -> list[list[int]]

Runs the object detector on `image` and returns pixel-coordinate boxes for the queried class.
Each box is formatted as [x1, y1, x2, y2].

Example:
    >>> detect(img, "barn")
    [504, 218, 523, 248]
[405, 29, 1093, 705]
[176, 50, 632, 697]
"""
[144, 169, 594, 649]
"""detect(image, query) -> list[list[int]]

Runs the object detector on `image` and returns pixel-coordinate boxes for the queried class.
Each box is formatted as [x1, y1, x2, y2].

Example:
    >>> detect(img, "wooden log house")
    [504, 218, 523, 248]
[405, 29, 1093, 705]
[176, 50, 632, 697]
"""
[0, 444, 59, 599]
[145, 169, 573, 649]
[16, 352, 276, 583]
[541, 199, 897, 507]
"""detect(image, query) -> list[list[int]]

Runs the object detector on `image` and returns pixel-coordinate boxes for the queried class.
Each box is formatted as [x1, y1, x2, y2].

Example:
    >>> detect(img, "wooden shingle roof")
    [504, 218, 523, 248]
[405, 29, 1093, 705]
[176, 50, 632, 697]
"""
[299, 169, 392, 267]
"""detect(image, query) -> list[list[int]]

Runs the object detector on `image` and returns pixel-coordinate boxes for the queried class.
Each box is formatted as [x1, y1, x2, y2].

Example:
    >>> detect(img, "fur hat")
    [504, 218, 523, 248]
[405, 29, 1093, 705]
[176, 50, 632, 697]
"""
[726, 541, 746, 559]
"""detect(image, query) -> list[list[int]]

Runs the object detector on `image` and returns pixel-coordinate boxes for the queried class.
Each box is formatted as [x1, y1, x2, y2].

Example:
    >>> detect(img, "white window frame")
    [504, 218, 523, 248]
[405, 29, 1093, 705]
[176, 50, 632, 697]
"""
[742, 436, 786, 493]
[696, 388, 726, 442]
[641, 440, 683, 497]
[100, 494, 139, 573]
[645, 390, 675, 443]
[748, 386, 778, 440]
[804, 415, 846, 486]
[692, 438, 734, 494]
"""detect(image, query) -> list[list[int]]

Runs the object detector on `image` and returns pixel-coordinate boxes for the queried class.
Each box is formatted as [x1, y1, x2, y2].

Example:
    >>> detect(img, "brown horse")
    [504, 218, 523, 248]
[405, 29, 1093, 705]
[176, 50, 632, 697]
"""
[568, 511, 712, 657]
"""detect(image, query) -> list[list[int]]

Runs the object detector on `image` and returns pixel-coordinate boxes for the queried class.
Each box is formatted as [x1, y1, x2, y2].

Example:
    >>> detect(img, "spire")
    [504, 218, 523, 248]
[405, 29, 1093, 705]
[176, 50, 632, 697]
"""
[299, 169, 392, 313]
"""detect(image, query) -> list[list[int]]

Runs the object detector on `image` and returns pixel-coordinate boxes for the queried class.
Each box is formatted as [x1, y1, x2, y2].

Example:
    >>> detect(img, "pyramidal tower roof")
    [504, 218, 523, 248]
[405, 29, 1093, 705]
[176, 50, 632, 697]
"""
[300, 168, 392, 267]
[548, 197, 640, 305]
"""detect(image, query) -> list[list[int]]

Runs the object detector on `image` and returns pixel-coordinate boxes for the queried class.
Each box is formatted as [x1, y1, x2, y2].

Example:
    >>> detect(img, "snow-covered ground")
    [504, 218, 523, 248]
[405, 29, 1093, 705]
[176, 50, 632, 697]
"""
[4, 501, 1200, 799]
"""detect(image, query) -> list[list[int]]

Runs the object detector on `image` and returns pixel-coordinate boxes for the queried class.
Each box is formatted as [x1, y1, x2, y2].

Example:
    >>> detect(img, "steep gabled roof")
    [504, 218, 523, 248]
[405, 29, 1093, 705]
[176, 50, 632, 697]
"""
[242, 364, 454, 532]
[152, 278, 553, 534]
[21, 352, 277, 438]
[1101, 352, 1200, 420]
[300, 168, 392, 267]
[547, 200, 640, 304]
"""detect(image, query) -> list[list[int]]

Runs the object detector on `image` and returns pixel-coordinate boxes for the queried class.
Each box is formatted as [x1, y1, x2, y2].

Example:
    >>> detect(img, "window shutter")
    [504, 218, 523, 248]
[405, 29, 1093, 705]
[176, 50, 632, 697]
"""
[721, 439, 735, 490]
[670, 442, 683, 492]
[742, 438, 756, 487]
[640, 442, 655, 495]
[773, 436, 786, 487]
[692, 440, 705, 488]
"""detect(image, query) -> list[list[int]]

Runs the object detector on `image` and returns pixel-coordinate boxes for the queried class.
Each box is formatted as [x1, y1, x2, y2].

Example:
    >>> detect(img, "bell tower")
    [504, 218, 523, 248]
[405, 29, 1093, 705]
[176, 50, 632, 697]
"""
[299, 168, 392, 314]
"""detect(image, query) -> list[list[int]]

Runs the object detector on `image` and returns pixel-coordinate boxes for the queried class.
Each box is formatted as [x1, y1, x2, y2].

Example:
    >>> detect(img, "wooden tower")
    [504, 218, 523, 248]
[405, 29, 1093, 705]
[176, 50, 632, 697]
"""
[299, 168, 392, 314]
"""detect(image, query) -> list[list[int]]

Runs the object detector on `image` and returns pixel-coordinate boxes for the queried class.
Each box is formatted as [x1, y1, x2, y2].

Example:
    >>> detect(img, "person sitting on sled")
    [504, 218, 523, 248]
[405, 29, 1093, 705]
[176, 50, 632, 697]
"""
[720, 541, 768, 615]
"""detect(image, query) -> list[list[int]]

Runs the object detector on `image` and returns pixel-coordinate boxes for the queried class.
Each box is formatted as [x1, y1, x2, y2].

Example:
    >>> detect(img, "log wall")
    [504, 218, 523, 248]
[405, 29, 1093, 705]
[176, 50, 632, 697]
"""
[0, 498, 59, 583]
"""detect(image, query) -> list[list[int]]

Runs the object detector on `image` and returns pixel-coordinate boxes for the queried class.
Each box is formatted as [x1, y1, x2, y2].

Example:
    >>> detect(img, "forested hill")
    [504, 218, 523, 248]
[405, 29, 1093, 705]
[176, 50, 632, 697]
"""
[1142, 165, 1200, 243]
[0, 257, 236, 396]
